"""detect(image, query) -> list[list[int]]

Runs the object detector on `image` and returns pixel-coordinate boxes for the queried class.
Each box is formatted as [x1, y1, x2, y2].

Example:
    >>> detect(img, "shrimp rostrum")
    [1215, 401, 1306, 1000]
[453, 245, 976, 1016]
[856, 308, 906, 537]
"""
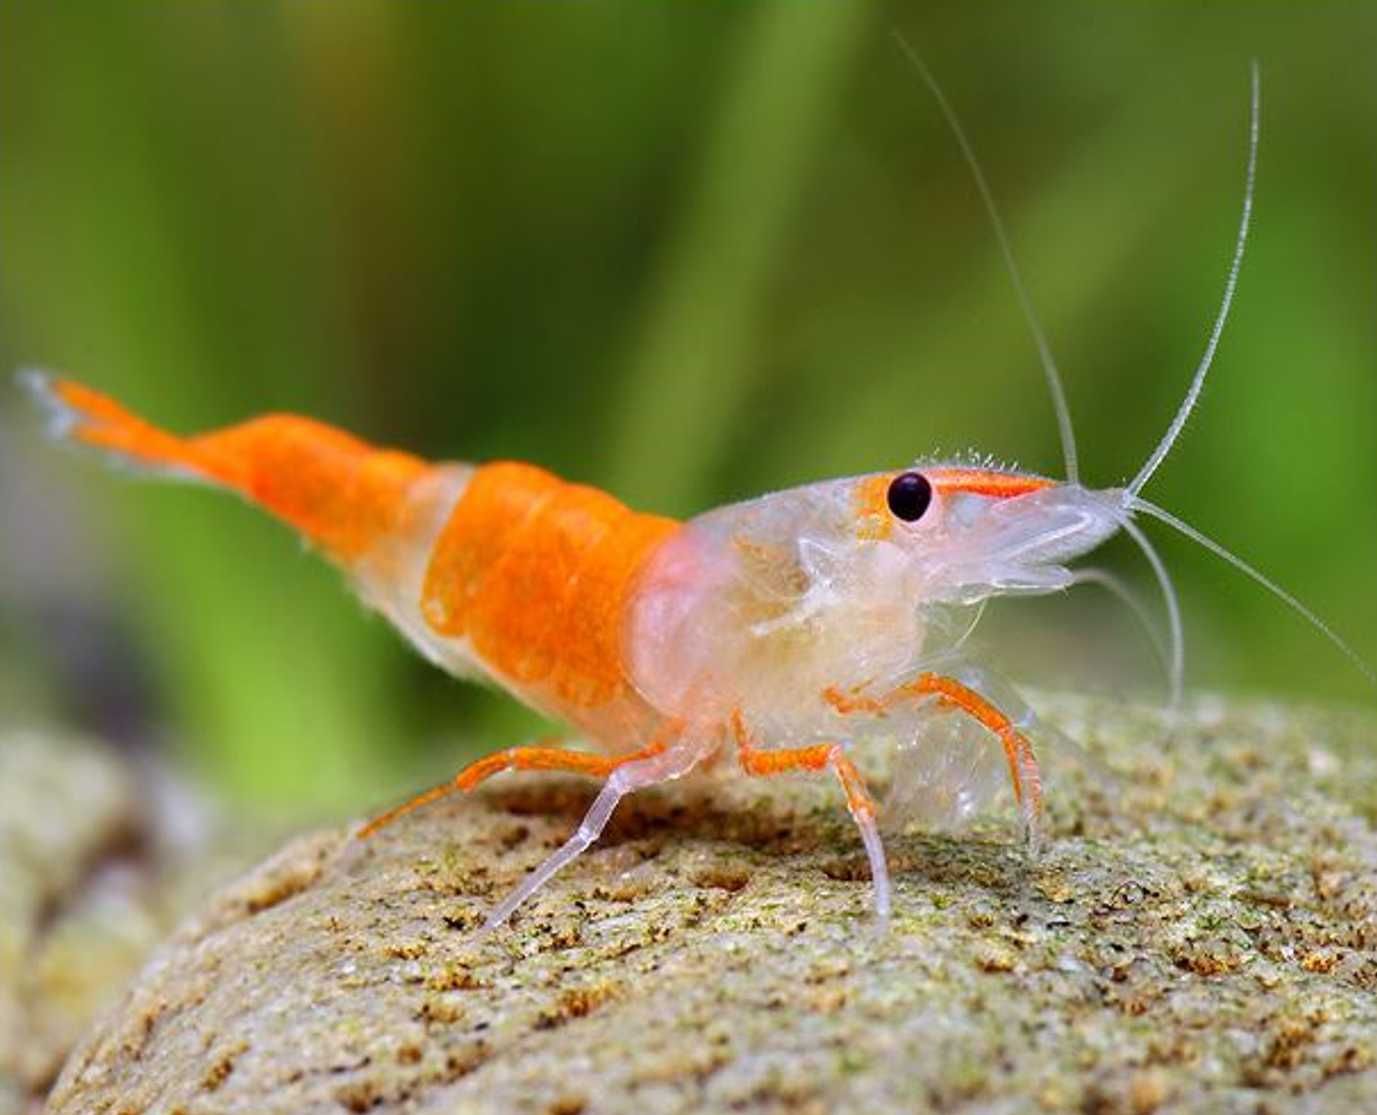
[22, 63, 1367, 931]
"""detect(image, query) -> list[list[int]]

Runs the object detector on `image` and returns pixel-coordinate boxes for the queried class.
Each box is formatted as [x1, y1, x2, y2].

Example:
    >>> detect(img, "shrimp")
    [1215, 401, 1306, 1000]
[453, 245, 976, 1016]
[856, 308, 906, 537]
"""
[20, 60, 1368, 933]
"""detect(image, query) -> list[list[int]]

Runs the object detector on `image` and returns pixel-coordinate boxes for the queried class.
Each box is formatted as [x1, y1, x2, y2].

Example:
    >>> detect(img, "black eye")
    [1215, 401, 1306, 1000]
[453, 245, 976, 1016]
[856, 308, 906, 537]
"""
[886, 471, 932, 522]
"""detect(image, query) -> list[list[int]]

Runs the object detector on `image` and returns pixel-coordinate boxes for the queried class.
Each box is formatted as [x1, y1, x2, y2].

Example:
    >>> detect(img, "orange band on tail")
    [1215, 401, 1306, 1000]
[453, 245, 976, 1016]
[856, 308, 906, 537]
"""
[24, 373, 433, 562]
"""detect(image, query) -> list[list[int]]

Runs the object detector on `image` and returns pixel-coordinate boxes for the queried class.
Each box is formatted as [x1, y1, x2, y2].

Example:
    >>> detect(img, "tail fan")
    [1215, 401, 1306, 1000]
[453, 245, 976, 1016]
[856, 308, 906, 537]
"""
[21, 370, 228, 484]
[19, 370, 432, 562]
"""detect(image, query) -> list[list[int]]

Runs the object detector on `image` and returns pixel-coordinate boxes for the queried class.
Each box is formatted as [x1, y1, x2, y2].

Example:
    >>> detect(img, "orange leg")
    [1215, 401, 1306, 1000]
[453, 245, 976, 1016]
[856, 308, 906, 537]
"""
[357, 736, 667, 839]
[732, 711, 876, 818]
[825, 672, 1042, 827]
[729, 711, 890, 921]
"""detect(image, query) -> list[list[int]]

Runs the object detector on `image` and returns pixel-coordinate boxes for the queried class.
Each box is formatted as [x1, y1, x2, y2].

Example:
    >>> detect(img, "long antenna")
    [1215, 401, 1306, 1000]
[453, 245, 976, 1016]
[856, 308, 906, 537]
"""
[1071, 566, 1174, 700]
[893, 31, 1079, 484]
[1128, 61, 1260, 499]
[1128, 495, 1375, 686]
[1119, 517, 1185, 709]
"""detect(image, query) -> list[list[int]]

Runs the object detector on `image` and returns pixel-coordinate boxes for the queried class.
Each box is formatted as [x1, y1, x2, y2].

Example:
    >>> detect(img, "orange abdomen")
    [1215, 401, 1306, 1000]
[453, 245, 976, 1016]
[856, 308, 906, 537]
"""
[420, 462, 680, 715]
[32, 375, 681, 735]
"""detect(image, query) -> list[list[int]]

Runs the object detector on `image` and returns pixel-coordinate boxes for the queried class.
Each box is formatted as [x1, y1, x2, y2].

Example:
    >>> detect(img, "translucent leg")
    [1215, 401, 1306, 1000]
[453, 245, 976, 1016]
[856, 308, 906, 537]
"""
[480, 742, 708, 934]
[854, 806, 892, 927]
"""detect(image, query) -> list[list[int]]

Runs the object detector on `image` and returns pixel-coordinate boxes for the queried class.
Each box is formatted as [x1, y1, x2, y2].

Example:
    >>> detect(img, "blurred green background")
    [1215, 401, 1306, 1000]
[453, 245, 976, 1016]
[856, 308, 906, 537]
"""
[1, 3, 1374, 818]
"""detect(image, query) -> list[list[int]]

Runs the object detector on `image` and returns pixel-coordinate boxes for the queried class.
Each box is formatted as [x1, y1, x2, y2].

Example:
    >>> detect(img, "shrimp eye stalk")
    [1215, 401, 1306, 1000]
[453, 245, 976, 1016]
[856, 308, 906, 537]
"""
[887, 471, 932, 522]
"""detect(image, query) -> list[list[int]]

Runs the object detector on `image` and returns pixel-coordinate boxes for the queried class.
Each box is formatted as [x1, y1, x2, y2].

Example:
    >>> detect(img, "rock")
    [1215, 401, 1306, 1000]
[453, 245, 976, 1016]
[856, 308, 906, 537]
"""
[0, 730, 145, 1113]
[43, 697, 1377, 1114]
[0, 731, 242, 1114]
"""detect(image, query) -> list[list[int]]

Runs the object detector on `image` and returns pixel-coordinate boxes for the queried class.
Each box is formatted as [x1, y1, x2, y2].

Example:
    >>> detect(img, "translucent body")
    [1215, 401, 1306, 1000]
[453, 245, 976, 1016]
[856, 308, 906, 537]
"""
[462, 467, 1128, 926]
[626, 473, 1124, 742]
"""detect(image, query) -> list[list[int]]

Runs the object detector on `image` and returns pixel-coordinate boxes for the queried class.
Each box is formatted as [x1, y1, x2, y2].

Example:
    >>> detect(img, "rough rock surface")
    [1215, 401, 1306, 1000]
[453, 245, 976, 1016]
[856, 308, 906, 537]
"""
[0, 730, 150, 1115]
[0, 731, 241, 1115]
[45, 697, 1377, 1114]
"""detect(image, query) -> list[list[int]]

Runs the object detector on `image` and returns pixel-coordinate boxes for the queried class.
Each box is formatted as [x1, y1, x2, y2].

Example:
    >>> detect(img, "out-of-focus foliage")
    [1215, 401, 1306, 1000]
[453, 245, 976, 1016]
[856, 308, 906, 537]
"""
[1, 3, 1374, 813]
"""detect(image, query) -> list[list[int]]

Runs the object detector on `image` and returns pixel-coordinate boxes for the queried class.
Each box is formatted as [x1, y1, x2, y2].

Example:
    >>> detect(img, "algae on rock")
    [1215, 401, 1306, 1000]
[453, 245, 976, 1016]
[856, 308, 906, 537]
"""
[43, 696, 1377, 1114]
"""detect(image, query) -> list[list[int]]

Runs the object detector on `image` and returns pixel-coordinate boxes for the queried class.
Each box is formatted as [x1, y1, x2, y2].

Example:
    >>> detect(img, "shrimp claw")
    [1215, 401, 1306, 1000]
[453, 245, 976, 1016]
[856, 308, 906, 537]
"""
[828, 672, 1043, 846]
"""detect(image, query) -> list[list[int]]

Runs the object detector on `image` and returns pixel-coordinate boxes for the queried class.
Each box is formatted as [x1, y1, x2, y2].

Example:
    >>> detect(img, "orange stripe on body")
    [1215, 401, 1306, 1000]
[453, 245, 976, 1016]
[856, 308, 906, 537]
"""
[855, 467, 1056, 540]
[421, 462, 680, 712]
[925, 467, 1055, 499]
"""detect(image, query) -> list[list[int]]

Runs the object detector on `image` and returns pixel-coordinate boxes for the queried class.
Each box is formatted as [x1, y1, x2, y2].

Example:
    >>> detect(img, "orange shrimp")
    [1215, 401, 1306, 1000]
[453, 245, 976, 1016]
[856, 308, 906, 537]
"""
[22, 60, 1368, 933]
[24, 371, 1077, 928]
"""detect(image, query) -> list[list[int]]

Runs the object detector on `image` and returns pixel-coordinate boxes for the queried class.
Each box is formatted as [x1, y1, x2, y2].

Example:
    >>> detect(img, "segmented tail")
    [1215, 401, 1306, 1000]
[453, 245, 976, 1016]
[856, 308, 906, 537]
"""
[19, 370, 433, 562]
